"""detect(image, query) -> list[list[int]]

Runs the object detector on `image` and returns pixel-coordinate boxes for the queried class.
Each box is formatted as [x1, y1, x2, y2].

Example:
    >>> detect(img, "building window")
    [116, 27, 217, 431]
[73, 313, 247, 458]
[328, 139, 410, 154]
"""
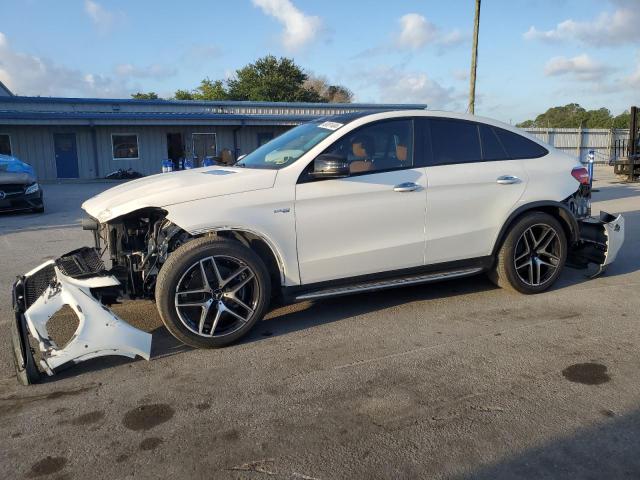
[112, 134, 139, 160]
[257, 132, 274, 147]
[0, 134, 11, 155]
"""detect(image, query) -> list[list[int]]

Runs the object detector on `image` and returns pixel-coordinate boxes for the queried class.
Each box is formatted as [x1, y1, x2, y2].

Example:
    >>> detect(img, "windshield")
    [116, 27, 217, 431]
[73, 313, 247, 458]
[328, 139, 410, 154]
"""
[235, 121, 342, 169]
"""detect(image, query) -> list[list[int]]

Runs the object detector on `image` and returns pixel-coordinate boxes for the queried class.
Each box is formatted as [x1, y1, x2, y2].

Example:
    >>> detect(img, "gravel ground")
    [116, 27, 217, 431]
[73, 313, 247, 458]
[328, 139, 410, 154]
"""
[1, 166, 639, 480]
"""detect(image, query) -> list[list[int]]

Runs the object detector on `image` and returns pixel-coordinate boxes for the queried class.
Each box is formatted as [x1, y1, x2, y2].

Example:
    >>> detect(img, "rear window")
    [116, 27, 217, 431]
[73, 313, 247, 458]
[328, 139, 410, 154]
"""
[494, 128, 548, 159]
[429, 118, 481, 165]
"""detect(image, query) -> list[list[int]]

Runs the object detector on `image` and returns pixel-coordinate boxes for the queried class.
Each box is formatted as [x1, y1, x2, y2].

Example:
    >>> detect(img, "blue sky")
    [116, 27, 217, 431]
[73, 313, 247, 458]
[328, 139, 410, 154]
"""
[0, 0, 638, 122]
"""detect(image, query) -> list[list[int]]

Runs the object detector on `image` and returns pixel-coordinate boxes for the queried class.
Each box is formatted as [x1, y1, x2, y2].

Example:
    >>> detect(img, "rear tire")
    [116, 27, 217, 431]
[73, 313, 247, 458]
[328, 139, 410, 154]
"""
[156, 236, 271, 348]
[489, 212, 567, 294]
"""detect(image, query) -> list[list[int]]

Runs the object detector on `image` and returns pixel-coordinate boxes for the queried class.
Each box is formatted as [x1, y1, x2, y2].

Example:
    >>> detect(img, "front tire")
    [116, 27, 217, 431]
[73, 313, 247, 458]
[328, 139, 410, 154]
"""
[489, 212, 567, 294]
[156, 236, 271, 348]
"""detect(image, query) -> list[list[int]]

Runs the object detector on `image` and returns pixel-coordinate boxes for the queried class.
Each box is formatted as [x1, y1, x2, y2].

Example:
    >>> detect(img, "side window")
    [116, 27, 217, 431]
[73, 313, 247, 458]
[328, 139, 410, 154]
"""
[494, 127, 548, 159]
[429, 119, 481, 165]
[322, 119, 414, 175]
[479, 124, 509, 161]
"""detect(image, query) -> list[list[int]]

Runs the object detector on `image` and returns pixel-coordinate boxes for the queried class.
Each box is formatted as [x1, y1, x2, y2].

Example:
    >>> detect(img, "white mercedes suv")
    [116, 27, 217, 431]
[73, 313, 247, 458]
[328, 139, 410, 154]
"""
[12, 110, 624, 384]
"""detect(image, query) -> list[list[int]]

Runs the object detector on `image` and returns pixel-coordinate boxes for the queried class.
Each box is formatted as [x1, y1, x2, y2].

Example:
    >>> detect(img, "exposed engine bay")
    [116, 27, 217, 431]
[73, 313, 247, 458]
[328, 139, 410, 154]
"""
[83, 208, 190, 300]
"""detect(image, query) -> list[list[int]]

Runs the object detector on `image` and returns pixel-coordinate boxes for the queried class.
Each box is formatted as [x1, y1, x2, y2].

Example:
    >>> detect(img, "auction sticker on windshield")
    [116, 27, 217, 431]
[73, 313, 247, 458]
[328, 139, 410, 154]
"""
[318, 121, 343, 131]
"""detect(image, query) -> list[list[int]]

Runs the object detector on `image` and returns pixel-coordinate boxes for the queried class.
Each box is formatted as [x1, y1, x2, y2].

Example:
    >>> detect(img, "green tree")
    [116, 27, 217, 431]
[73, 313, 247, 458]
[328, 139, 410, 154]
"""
[131, 91, 159, 100]
[174, 89, 195, 100]
[173, 56, 352, 103]
[227, 55, 322, 102]
[517, 104, 628, 129]
[193, 78, 228, 100]
[613, 110, 631, 129]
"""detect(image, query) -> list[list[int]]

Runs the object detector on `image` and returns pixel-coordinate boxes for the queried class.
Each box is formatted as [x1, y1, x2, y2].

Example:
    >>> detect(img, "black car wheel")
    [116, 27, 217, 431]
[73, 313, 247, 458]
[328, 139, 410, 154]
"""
[489, 212, 567, 294]
[155, 236, 271, 348]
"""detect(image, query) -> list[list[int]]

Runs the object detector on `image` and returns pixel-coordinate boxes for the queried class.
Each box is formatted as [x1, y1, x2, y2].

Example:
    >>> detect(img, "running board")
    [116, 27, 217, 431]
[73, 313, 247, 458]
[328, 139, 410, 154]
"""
[294, 267, 484, 301]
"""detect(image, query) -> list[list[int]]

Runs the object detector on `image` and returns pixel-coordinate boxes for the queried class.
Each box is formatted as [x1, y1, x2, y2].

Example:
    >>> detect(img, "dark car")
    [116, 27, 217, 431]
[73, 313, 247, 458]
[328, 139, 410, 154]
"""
[0, 154, 44, 213]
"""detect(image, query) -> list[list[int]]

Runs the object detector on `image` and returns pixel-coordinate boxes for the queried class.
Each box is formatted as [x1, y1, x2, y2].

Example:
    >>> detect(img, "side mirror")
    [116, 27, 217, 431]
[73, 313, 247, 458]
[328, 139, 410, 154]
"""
[310, 154, 350, 179]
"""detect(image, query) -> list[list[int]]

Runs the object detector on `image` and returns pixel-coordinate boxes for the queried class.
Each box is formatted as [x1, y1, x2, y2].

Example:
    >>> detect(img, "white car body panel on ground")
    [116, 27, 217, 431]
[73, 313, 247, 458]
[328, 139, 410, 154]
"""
[22, 262, 151, 376]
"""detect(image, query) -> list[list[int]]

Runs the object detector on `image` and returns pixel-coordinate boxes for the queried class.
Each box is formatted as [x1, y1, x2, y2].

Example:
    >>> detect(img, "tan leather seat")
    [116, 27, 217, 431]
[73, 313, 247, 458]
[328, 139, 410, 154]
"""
[396, 144, 408, 162]
[350, 139, 374, 173]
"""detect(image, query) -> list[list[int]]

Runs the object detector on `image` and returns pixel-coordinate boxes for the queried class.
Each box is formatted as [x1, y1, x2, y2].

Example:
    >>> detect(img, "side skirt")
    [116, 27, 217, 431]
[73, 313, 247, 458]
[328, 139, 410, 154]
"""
[281, 257, 492, 303]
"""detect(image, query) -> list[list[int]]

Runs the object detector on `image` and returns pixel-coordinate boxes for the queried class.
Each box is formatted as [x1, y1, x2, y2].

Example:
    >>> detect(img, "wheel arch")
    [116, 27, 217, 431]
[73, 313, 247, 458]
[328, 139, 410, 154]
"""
[491, 201, 579, 258]
[199, 228, 285, 290]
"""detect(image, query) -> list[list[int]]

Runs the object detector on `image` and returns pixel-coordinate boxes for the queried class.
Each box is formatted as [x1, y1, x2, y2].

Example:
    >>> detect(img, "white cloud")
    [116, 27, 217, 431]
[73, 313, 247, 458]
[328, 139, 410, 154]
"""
[439, 29, 466, 48]
[544, 54, 611, 81]
[0, 31, 132, 97]
[625, 57, 640, 88]
[0, 32, 224, 98]
[352, 66, 457, 109]
[252, 0, 321, 50]
[114, 63, 177, 79]
[395, 13, 467, 52]
[524, 1, 640, 46]
[84, 0, 123, 34]
[397, 13, 438, 49]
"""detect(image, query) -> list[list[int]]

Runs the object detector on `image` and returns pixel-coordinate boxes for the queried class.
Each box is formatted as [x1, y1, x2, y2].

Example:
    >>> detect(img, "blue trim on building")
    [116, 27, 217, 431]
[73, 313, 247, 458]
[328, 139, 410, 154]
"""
[0, 111, 324, 122]
[0, 95, 427, 110]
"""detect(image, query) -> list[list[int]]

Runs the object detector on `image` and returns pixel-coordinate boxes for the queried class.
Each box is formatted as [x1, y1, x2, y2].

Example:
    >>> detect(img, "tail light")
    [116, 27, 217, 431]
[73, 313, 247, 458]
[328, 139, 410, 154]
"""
[571, 166, 590, 185]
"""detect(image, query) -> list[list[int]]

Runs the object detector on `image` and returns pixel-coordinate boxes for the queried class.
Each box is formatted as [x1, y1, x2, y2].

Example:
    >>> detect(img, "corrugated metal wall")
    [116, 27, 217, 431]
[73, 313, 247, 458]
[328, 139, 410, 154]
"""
[1, 124, 292, 180]
[0, 125, 95, 179]
[2, 124, 631, 180]
[524, 128, 629, 163]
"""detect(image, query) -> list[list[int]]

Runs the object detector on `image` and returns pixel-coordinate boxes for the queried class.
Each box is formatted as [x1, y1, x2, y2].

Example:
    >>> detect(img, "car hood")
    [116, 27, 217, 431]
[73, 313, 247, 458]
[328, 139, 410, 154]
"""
[83, 166, 278, 222]
[0, 171, 36, 185]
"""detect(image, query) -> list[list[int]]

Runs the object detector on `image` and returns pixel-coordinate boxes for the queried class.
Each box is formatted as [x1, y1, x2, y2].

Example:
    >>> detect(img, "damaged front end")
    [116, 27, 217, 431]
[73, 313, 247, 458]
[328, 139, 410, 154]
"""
[11, 247, 152, 385]
[12, 208, 190, 386]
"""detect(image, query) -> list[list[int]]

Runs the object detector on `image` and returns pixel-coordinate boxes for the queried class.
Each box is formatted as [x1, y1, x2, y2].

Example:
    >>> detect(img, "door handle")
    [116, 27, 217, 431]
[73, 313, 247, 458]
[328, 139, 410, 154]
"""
[496, 175, 521, 185]
[393, 182, 420, 192]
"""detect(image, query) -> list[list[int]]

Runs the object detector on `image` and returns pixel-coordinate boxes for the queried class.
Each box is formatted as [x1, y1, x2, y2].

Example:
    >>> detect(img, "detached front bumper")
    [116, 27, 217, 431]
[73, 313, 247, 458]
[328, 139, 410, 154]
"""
[569, 211, 625, 276]
[11, 247, 151, 385]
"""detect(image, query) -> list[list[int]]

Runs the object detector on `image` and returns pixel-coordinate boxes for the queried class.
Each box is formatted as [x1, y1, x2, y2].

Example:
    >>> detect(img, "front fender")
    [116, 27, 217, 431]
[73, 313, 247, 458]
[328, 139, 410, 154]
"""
[164, 189, 299, 286]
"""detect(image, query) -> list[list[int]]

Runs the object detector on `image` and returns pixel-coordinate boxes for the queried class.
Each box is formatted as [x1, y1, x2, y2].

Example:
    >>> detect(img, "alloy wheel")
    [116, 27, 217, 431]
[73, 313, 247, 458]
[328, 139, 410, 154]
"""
[174, 255, 259, 338]
[513, 223, 562, 287]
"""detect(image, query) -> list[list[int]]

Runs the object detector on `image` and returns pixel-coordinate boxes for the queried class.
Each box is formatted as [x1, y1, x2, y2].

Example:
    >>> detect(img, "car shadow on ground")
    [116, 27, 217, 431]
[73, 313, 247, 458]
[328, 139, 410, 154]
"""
[459, 407, 640, 479]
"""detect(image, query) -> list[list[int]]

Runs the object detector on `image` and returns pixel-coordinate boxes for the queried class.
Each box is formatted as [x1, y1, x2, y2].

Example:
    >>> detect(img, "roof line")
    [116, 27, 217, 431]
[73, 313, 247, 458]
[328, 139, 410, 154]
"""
[0, 111, 326, 122]
[0, 95, 426, 110]
[0, 80, 14, 96]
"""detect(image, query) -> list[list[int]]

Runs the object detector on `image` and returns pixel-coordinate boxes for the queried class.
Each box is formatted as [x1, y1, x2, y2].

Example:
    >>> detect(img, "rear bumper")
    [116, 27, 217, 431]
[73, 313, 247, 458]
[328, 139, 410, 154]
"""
[11, 247, 152, 385]
[568, 211, 625, 275]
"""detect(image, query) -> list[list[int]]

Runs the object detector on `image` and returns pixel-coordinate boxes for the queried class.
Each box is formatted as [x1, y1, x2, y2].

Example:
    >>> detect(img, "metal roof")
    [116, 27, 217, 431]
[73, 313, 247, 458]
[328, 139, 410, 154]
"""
[0, 95, 426, 110]
[0, 110, 322, 126]
[0, 96, 427, 126]
[0, 81, 13, 97]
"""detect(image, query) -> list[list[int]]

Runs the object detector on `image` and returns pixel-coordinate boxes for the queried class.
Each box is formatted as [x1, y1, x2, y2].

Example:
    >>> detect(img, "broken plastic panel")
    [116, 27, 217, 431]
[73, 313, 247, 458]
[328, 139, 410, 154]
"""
[12, 248, 151, 385]
[569, 211, 625, 277]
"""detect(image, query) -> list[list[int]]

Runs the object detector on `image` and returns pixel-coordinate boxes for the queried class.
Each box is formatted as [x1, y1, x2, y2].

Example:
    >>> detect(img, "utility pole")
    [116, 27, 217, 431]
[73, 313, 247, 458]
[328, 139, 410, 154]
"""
[468, 0, 481, 114]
